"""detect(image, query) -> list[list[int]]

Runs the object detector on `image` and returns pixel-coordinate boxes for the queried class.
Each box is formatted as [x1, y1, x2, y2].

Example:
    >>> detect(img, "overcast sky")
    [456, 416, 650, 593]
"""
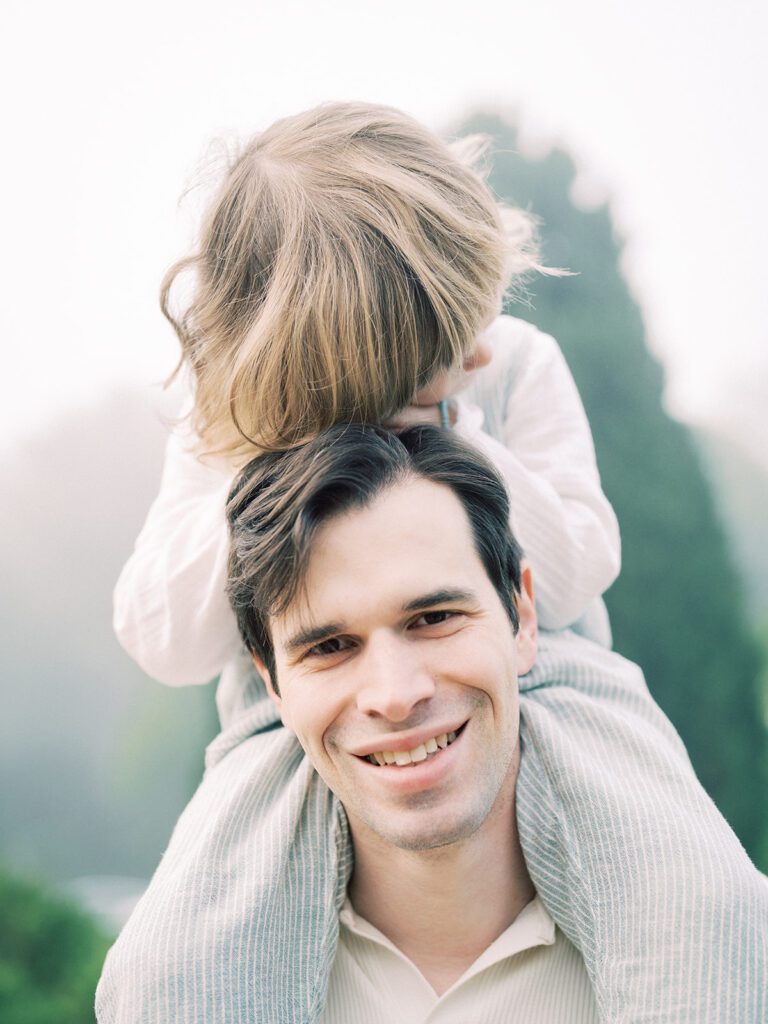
[3, 0, 766, 463]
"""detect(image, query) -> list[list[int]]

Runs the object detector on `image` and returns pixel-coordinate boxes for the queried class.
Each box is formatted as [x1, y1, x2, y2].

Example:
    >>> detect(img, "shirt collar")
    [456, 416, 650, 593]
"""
[339, 893, 556, 983]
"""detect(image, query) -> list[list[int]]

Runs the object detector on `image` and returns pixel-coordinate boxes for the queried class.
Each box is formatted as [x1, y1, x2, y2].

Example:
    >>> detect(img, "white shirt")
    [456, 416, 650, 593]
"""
[321, 896, 599, 1023]
[113, 316, 620, 700]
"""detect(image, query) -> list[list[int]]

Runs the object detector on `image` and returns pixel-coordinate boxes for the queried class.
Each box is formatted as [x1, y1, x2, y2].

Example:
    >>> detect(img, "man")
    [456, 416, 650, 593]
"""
[222, 422, 767, 1023]
[226, 422, 596, 1020]
[98, 424, 766, 1024]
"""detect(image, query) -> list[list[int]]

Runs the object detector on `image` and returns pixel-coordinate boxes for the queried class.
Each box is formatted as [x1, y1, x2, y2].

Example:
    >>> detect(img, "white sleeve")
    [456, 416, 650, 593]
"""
[113, 425, 243, 686]
[455, 322, 621, 630]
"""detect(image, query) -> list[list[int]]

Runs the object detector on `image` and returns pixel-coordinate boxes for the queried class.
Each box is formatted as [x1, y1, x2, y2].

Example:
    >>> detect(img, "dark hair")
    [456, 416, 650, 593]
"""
[226, 424, 523, 682]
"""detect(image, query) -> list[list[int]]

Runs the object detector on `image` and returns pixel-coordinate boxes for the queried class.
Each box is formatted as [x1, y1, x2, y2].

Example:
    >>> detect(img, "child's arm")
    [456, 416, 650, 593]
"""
[457, 317, 620, 630]
[113, 424, 241, 685]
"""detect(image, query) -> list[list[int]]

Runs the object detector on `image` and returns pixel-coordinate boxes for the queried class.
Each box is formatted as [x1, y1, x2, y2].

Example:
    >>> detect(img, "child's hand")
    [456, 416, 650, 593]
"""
[387, 334, 492, 430]
[385, 400, 454, 430]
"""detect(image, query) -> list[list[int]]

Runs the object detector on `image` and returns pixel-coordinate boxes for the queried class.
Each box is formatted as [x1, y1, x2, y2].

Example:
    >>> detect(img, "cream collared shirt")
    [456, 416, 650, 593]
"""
[321, 896, 600, 1023]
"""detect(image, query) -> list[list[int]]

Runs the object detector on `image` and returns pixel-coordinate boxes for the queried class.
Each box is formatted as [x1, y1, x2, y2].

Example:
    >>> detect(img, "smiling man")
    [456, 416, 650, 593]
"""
[226, 423, 598, 1020]
[98, 421, 766, 1023]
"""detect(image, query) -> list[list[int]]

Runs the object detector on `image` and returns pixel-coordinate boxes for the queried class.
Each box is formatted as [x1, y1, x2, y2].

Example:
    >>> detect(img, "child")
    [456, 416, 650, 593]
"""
[113, 105, 618, 725]
[98, 103, 765, 1023]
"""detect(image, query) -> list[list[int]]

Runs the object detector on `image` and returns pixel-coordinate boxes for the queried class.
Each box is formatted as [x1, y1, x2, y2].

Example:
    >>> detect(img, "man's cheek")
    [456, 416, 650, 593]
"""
[283, 702, 305, 738]
[289, 714, 327, 765]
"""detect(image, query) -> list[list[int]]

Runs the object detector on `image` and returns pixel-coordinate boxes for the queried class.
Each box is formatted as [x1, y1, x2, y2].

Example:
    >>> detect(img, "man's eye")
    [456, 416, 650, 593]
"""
[411, 610, 458, 628]
[305, 636, 353, 658]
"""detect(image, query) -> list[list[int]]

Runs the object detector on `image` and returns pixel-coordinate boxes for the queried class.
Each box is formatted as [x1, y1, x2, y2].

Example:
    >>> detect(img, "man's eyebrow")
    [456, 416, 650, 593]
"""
[402, 588, 477, 613]
[283, 591, 476, 653]
[283, 622, 345, 656]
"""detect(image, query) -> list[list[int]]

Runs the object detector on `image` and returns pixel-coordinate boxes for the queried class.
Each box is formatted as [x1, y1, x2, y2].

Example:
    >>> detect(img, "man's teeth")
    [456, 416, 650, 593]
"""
[367, 730, 458, 766]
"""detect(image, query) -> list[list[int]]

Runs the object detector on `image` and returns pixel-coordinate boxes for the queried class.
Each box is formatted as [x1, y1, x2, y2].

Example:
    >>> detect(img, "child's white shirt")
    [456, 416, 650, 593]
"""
[113, 316, 620, 691]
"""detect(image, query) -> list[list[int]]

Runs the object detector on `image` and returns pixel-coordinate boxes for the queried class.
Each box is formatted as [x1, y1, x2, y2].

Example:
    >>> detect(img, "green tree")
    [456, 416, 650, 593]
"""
[0, 867, 110, 1024]
[461, 114, 768, 863]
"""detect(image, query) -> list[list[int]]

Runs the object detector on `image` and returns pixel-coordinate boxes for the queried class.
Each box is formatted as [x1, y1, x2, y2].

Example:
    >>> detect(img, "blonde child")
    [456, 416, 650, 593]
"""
[98, 103, 765, 1023]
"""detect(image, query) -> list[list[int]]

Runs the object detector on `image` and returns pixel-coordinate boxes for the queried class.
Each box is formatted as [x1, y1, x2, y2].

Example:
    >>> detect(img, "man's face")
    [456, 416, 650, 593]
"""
[260, 477, 537, 853]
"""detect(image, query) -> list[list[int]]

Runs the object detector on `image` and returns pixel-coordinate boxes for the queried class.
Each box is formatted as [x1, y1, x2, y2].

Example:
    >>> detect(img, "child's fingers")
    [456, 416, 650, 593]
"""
[384, 402, 445, 429]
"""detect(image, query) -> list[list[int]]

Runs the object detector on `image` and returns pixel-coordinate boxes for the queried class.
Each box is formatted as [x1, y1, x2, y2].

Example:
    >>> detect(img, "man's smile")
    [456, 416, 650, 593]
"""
[356, 722, 467, 767]
[346, 721, 472, 797]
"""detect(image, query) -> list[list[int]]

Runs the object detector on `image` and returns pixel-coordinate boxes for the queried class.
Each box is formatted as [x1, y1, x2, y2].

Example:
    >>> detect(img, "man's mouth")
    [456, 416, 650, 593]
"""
[362, 723, 466, 767]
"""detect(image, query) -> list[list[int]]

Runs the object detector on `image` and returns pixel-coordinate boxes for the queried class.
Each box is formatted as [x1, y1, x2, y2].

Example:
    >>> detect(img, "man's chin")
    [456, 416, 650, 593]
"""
[348, 802, 491, 854]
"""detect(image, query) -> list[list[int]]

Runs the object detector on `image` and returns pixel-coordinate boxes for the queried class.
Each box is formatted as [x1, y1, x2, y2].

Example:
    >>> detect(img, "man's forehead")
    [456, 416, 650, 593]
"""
[313, 477, 476, 569]
[316, 476, 475, 551]
[270, 478, 489, 641]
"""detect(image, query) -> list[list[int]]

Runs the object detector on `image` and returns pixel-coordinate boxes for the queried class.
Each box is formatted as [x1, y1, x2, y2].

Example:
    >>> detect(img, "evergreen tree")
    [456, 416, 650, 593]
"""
[461, 114, 768, 861]
[0, 868, 110, 1024]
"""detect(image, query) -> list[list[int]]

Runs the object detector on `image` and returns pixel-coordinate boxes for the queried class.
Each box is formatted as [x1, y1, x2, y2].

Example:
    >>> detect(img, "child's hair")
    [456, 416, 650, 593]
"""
[162, 101, 541, 460]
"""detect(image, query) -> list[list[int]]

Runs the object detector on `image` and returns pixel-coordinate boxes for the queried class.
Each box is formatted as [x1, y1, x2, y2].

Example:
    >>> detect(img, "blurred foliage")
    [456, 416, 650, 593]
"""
[754, 621, 768, 869]
[0, 867, 110, 1024]
[461, 114, 768, 864]
[696, 429, 768, 620]
[0, 396, 217, 884]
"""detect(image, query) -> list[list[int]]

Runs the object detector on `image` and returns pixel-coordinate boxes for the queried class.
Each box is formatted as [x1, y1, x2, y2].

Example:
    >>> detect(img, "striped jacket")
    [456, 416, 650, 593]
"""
[96, 632, 768, 1023]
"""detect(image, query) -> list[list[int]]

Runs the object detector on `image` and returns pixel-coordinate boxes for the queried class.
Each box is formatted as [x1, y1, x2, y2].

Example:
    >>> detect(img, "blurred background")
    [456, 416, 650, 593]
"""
[2, 1, 766, 1019]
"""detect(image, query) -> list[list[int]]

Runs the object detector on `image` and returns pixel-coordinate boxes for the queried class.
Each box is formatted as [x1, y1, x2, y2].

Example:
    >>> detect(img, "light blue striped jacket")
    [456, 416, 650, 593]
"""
[96, 632, 768, 1023]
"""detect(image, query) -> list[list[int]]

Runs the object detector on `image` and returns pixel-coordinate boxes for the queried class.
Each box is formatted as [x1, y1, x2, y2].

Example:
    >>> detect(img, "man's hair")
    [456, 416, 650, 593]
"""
[226, 424, 523, 683]
[162, 102, 543, 460]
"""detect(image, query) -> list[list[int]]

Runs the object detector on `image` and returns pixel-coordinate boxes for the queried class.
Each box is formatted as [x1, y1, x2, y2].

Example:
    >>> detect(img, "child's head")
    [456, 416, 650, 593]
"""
[163, 102, 540, 459]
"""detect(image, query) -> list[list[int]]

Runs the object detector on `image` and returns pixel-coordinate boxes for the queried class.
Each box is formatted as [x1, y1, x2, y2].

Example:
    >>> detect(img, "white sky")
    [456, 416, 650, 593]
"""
[2, 0, 766, 462]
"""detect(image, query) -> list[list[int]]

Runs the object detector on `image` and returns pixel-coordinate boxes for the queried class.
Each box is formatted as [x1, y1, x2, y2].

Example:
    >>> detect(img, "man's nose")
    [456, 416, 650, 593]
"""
[356, 635, 436, 721]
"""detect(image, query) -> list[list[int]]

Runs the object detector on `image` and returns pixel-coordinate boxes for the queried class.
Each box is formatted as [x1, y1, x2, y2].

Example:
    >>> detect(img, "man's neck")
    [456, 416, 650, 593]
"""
[346, 777, 535, 996]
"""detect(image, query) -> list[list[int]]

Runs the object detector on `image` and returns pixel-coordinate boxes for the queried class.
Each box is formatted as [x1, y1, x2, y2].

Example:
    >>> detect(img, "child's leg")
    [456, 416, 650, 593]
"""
[96, 685, 349, 1024]
[212, 647, 269, 733]
[517, 631, 768, 1024]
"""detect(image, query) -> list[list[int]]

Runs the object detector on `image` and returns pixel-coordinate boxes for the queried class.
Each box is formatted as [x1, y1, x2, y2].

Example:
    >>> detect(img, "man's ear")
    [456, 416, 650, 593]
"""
[515, 562, 538, 675]
[251, 654, 289, 727]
